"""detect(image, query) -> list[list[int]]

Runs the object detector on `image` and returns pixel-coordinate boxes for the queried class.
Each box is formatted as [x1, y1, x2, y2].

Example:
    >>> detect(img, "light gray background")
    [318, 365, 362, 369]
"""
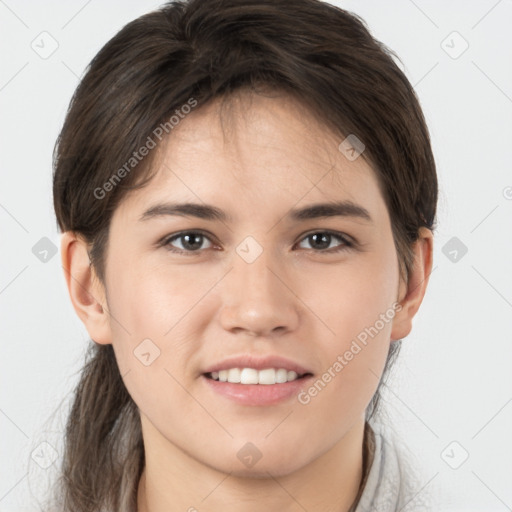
[1, 1, 511, 511]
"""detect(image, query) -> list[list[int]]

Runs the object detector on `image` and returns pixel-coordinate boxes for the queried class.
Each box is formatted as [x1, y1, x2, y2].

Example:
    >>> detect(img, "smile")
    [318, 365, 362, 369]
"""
[206, 368, 310, 384]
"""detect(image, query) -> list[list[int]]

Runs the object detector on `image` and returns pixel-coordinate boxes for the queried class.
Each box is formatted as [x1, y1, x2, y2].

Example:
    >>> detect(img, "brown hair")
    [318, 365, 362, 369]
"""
[46, 0, 437, 510]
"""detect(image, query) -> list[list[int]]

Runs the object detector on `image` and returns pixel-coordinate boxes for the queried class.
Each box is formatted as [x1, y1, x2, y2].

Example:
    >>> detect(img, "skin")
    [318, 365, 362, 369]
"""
[61, 91, 433, 512]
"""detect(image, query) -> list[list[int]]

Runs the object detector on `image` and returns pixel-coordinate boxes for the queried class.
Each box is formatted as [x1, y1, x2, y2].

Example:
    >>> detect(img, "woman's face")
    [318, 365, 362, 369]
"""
[101, 92, 405, 476]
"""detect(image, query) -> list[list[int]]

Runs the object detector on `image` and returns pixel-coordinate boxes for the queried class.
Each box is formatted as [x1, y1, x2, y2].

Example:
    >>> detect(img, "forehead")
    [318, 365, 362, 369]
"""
[117, 91, 386, 222]
[161, 91, 368, 176]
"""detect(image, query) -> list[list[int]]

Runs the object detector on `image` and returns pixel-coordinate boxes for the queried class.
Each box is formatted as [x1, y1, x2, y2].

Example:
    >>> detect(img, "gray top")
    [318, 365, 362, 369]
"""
[352, 422, 434, 511]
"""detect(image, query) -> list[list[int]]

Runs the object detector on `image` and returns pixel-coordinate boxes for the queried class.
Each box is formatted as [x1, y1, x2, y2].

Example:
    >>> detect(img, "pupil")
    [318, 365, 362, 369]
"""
[183, 234, 202, 250]
[311, 233, 330, 249]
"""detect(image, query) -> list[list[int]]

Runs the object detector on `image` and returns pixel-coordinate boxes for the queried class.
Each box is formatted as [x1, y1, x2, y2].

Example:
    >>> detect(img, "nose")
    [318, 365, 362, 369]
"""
[219, 244, 300, 337]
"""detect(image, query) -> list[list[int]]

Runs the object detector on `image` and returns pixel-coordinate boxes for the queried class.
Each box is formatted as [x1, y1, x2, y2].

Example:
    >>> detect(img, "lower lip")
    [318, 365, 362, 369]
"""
[202, 374, 314, 406]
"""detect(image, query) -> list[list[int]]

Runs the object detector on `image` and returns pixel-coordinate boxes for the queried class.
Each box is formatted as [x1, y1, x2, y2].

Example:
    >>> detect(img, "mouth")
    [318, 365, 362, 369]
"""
[201, 354, 314, 405]
[204, 368, 313, 385]
[201, 362, 314, 406]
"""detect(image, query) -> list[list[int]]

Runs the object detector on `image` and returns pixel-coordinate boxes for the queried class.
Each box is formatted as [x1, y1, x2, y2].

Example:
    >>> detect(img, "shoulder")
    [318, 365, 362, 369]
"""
[353, 422, 434, 512]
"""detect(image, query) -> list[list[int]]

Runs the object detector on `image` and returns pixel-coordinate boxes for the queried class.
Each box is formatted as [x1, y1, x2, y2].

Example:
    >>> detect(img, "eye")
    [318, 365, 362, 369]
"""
[161, 231, 215, 254]
[295, 231, 353, 252]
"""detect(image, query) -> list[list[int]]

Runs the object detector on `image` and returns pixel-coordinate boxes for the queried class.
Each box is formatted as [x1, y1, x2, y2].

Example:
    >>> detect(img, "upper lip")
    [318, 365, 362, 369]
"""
[202, 354, 313, 376]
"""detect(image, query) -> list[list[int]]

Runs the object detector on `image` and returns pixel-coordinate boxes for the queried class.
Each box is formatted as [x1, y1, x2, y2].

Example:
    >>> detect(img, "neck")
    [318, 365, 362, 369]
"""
[137, 416, 366, 512]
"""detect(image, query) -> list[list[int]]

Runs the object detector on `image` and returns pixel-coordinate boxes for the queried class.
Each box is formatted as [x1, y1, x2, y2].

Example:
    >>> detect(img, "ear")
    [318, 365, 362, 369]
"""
[390, 227, 434, 341]
[60, 231, 112, 345]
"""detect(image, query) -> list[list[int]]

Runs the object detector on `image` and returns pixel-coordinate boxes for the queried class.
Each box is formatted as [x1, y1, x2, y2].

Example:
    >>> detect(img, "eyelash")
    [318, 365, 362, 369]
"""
[158, 230, 355, 255]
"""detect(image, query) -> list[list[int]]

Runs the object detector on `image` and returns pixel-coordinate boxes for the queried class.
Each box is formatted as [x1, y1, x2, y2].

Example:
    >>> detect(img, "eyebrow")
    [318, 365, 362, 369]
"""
[139, 200, 372, 223]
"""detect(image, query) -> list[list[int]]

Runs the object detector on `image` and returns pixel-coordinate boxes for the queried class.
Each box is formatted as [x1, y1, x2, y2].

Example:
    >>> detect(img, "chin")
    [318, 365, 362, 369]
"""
[201, 450, 311, 479]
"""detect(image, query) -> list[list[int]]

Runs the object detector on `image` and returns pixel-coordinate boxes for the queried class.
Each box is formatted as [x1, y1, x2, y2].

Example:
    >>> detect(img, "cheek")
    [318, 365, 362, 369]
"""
[103, 257, 209, 393]
[312, 245, 399, 342]
[107, 255, 212, 338]
[302, 247, 399, 408]
[301, 303, 394, 432]
[104, 264, 207, 424]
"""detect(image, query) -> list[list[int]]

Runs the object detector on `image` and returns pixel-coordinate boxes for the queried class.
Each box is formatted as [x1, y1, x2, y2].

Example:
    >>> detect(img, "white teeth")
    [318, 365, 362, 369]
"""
[227, 368, 241, 383]
[258, 368, 275, 385]
[240, 368, 259, 384]
[287, 370, 298, 381]
[209, 368, 304, 384]
[276, 368, 288, 383]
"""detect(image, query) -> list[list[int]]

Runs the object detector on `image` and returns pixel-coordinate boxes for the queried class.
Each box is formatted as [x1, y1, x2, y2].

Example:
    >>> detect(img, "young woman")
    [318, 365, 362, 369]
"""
[49, 0, 437, 510]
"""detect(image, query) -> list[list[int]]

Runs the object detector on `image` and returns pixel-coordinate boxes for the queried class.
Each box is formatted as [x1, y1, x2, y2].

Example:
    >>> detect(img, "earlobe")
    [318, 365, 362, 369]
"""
[390, 227, 434, 341]
[60, 232, 112, 345]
